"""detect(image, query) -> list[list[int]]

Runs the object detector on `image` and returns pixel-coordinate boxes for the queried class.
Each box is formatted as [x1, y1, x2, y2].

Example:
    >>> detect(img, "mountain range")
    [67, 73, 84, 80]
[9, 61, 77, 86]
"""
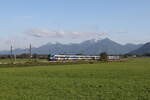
[0, 38, 143, 55]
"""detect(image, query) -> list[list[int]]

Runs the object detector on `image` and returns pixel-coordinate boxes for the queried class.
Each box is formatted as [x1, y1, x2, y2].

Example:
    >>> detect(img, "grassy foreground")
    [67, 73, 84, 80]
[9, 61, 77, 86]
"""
[0, 58, 150, 100]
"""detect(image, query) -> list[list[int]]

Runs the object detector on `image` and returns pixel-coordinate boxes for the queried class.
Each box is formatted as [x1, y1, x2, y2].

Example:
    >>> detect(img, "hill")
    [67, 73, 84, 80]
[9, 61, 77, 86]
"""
[129, 42, 150, 55]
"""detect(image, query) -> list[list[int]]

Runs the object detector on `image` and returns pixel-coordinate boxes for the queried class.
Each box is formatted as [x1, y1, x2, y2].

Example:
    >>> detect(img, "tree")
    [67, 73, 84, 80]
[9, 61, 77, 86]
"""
[48, 54, 52, 61]
[143, 53, 150, 57]
[100, 52, 108, 61]
[32, 53, 38, 59]
[32, 53, 38, 62]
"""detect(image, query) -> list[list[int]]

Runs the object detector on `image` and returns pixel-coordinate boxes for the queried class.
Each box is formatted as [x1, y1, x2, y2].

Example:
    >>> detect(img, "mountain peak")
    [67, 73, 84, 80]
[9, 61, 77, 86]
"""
[90, 38, 101, 43]
[88, 38, 112, 43]
[144, 42, 150, 46]
[102, 38, 112, 41]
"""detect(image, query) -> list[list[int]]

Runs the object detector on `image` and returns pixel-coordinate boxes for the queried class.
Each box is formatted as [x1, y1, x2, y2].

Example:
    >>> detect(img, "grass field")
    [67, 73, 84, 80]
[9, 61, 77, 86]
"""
[0, 58, 150, 100]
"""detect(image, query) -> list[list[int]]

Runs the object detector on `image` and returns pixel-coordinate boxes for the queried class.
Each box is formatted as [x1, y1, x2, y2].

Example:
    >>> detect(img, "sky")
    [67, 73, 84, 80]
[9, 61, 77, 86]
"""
[0, 0, 150, 50]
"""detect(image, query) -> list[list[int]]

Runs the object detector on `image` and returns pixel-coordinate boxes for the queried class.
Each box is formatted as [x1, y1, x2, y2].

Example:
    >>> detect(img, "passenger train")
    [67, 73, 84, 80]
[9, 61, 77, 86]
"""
[49, 54, 120, 61]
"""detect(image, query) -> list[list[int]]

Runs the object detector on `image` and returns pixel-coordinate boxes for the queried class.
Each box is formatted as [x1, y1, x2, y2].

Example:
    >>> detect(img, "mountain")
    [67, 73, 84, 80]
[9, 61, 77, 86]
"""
[0, 38, 143, 55]
[129, 42, 150, 55]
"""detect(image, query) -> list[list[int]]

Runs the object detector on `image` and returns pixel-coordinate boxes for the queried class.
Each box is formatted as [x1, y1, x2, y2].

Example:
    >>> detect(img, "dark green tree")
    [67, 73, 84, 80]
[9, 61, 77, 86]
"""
[48, 54, 51, 61]
[32, 53, 38, 62]
[100, 52, 108, 61]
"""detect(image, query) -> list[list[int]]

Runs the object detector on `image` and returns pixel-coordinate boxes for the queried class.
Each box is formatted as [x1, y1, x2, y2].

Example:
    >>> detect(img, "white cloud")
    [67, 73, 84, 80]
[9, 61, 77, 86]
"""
[111, 30, 128, 34]
[24, 28, 63, 38]
[24, 27, 107, 39]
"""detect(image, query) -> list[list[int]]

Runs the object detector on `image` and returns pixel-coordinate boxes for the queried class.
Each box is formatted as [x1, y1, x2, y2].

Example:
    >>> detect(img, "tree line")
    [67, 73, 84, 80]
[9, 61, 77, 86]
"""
[0, 54, 48, 59]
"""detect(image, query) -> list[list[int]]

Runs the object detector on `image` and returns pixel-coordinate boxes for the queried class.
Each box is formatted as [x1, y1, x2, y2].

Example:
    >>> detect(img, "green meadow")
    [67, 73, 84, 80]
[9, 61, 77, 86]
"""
[0, 58, 150, 100]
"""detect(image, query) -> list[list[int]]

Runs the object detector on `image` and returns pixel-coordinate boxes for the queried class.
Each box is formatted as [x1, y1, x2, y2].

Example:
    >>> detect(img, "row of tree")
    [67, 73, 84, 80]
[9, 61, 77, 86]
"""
[0, 54, 48, 59]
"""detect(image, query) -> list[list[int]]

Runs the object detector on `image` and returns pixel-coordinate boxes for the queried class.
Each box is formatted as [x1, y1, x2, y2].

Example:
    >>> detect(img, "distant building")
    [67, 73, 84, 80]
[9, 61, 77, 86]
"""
[132, 55, 137, 58]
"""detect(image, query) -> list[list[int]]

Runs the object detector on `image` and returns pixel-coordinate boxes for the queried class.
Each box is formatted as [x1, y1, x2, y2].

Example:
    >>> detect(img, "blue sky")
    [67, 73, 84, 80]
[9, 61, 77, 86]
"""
[0, 0, 150, 50]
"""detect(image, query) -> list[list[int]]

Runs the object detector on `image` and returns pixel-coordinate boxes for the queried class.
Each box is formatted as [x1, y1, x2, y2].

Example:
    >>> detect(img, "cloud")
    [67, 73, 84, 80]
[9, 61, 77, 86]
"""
[111, 30, 128, 34]
[24, 27, 107, 39]
[15, 15, 33, 19]
[24, 28, 63, 38]
[98, 32, 108, 35]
